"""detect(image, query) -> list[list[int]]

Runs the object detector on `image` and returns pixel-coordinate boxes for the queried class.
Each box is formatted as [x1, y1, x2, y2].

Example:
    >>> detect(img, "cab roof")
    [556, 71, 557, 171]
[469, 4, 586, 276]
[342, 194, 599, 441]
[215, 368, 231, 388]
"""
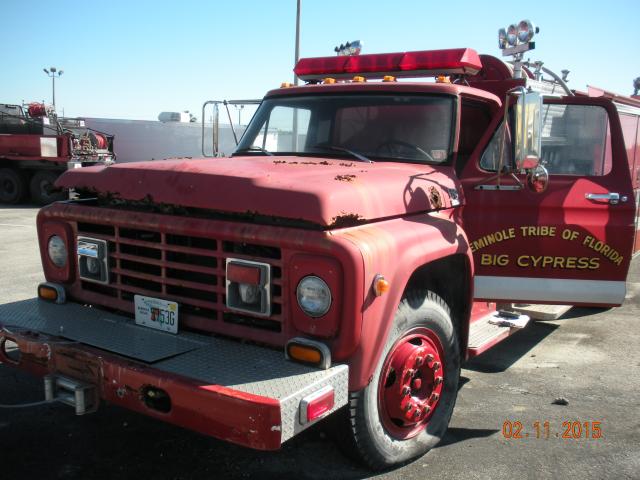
[264, 81, 502, 108]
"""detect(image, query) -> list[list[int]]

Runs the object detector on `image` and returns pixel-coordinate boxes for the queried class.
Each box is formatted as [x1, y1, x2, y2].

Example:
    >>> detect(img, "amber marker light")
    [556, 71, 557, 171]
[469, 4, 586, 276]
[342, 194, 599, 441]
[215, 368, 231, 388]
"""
[285, 338, 332, 369]
[288, 344, 323, 364]
[322, 77, 337, 84]
[373, 274, 391, 297]
[280, 82, 293, 88]
[382, 75, 397, 82]
[352, 75, 366, 83]
[37, 282, 66, 304]
[38, 285, 57, 301]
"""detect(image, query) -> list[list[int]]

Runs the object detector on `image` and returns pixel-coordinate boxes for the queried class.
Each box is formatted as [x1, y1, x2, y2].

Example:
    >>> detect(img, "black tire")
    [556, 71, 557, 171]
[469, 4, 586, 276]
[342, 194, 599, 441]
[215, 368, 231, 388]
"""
[29, 170, 66, 205]
[346, 290, 460, 470]
[0, 167, 28, 204]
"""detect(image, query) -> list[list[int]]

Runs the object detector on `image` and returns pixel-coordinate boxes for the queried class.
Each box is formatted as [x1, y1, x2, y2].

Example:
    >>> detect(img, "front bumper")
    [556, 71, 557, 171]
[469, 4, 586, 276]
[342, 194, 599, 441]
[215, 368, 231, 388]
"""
[0, 298, 348, 450]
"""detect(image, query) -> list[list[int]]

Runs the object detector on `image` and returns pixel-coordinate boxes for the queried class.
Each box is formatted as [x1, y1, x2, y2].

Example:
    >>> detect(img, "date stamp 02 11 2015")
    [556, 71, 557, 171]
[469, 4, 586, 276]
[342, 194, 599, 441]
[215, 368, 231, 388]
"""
[501, 420, 603, 440]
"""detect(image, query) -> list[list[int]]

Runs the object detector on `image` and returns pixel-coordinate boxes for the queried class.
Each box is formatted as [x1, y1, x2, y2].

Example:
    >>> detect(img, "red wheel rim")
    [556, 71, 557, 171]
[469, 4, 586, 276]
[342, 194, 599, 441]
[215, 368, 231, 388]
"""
[378, 327, 445, 440]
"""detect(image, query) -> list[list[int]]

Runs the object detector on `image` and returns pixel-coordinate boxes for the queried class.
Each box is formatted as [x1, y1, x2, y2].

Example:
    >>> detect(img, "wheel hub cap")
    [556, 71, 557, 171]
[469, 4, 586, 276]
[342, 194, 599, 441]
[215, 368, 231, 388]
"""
[378, 328, 445, 439]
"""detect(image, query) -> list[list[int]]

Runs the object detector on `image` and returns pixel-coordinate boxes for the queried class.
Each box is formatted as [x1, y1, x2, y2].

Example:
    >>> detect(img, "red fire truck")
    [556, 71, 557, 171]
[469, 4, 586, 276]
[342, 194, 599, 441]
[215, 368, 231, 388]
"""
[0, 103, 115, 204]
[1, 22, 638, 469]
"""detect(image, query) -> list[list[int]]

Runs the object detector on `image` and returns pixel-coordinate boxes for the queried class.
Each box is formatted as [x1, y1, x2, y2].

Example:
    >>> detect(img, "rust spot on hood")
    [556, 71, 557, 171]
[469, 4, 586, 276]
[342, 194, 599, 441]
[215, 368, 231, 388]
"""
[330, 212, 364, 228]
[335, 174, 356, 182]
[429, 186, 443, 209]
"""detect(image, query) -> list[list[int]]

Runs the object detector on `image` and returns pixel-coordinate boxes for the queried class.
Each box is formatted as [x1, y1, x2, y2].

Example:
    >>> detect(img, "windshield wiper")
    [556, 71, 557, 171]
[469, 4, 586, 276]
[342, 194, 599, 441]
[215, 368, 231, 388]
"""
[235, 146, 273, 156]
[312, 144, 373, 163]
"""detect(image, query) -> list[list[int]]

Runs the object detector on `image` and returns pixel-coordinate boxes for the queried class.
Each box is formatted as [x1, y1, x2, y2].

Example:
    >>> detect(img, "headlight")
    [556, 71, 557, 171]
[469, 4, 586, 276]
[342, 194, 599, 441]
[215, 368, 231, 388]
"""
[47, 235, 67, 268]
[297, 276, 332, 318]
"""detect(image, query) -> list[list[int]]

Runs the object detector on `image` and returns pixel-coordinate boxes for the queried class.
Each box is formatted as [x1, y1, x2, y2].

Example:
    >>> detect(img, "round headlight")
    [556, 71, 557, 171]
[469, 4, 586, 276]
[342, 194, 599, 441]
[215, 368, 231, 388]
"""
[47, 235, 67, 268]
[297, 276, 332, 318]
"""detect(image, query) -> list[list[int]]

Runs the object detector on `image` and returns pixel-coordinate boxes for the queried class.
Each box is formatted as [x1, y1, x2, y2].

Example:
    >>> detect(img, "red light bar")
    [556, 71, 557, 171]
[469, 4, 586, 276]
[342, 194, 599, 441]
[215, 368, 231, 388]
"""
[294, 48, 482, 81]
[293, 56, 350, 78]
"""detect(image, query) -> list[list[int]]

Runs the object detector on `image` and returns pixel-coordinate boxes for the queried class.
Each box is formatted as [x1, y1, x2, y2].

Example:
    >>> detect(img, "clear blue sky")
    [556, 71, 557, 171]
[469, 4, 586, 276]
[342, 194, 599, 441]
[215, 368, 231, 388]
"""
[2, 0, 638, 120]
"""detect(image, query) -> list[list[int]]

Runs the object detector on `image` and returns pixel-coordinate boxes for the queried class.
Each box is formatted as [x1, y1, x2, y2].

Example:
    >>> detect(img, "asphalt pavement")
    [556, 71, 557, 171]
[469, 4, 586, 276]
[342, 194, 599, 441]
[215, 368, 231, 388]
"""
[1, 206, 639, 479]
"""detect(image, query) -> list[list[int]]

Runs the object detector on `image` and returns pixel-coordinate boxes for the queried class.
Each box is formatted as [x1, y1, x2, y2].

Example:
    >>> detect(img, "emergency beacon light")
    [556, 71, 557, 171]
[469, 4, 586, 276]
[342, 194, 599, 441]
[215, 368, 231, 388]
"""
[294, 48, 482, 81]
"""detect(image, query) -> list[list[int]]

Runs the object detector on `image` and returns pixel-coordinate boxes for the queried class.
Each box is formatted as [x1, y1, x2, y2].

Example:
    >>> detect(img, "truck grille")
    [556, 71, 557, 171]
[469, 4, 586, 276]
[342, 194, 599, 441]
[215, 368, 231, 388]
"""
[74, 221, 284, 343]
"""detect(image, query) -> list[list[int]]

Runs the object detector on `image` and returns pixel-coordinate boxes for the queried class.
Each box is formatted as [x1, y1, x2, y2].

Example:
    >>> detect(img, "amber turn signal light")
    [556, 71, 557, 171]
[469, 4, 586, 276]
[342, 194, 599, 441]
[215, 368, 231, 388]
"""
[373, 274, 390, 296]
[286, 338, 331, 369]
[37, 282, 66, 304]
[288, 344, 322, 364]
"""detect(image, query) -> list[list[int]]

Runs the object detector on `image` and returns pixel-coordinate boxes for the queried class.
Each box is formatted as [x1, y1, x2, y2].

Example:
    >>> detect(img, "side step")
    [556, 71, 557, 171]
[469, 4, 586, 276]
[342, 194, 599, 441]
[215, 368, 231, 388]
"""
[44, 375, 98, 415]
[467, 311, 530, 358]
[509, 303, 572, 321]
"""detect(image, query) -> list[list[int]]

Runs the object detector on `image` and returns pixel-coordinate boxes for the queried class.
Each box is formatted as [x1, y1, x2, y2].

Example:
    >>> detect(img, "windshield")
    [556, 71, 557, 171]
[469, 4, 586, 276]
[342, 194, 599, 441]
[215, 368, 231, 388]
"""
[235, 94, 456, 164]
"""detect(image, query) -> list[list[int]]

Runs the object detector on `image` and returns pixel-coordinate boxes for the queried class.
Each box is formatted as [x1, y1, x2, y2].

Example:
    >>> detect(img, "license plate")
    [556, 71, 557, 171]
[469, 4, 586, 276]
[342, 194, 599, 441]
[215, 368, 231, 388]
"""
[134, 295, 179, 334]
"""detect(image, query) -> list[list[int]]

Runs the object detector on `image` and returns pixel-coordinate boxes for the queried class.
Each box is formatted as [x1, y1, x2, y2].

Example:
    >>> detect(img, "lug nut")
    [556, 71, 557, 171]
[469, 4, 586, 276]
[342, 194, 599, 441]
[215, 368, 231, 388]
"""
[434, 376, 443, 386]
[415, 356, 424, 367]
[413, 410, 421, 420]
[432, 361, 441, 371]
[425, 354, 434, 362]
[404, 402, 412, 412]
[431, 393, 440, 401]
[423, 405, 431, 415]
[402, 386, 411, 396]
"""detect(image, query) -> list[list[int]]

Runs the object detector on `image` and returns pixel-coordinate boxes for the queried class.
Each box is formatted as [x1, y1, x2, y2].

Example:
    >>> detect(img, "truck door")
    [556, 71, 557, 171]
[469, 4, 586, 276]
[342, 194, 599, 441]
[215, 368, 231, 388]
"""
[459, 97, 636, 306]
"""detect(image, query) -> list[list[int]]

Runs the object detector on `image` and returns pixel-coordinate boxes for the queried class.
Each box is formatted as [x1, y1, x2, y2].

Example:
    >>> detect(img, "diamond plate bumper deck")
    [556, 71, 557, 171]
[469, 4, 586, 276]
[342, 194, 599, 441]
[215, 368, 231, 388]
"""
[0, 298, 348, 450]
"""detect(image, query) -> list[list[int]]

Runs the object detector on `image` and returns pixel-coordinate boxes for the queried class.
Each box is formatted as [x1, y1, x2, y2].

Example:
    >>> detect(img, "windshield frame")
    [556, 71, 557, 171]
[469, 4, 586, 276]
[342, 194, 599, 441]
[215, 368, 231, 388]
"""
[233, 92, 458, 166]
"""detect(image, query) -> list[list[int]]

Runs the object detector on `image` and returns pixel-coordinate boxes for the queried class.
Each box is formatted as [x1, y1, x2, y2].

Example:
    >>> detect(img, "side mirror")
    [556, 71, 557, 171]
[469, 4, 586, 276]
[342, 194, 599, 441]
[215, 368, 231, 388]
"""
[513, 90, 542, 171]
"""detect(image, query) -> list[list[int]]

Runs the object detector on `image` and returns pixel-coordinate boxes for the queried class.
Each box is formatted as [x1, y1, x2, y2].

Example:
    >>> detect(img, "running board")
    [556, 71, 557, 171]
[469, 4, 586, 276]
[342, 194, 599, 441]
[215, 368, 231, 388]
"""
[509, 303, 572, 320]
[467, 311, 530, 358]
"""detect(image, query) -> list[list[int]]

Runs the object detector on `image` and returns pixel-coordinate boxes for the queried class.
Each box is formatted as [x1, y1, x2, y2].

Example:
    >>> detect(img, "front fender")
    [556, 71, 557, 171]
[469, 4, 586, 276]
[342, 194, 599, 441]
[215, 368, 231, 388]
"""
[336, 209, 473, 391]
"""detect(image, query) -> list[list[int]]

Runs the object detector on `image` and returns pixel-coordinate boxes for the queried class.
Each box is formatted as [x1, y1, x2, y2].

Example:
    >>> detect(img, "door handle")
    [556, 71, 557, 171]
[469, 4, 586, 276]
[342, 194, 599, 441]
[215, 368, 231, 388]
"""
[585, 192, 628, 205]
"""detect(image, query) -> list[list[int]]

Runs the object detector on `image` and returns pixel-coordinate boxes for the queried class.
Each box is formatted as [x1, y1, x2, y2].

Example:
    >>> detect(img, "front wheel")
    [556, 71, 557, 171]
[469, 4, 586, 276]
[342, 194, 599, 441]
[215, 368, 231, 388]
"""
[347, 290, 460, 470]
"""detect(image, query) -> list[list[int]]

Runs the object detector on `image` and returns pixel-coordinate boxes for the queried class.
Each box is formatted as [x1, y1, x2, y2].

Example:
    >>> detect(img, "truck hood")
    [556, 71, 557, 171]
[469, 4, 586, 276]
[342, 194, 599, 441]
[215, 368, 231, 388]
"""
[57, 156, 461, 228]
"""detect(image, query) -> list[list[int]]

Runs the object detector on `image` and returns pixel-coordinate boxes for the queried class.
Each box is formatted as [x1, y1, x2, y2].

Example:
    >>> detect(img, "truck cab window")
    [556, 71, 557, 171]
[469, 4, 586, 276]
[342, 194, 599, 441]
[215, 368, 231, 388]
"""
[540, 104, 611, 176]
[480, 122, 512, 172]
[236, 94, 455, 164]
[251, 106, 311, 152]
[457, 100, 492, 174]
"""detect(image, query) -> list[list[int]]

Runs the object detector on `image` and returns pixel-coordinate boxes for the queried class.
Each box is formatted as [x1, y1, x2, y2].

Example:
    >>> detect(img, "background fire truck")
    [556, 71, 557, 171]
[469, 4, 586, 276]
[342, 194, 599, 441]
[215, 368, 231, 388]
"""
[0, 102, 115, 205]
[0, 21, 639, 470]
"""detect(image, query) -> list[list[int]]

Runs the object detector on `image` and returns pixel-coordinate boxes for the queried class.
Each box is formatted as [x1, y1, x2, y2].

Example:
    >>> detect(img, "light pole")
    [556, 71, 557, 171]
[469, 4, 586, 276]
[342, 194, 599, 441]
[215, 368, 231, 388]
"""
[43, 67, 63, 108]
[294, 0, 301, 85]
[292, 0, 301, 150]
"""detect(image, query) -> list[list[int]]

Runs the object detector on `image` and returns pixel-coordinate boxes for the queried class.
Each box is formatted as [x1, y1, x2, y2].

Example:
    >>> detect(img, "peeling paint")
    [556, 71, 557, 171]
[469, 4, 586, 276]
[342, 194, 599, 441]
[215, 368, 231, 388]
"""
[330, 212, 365, 228]
[334, 174, 356, 182]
